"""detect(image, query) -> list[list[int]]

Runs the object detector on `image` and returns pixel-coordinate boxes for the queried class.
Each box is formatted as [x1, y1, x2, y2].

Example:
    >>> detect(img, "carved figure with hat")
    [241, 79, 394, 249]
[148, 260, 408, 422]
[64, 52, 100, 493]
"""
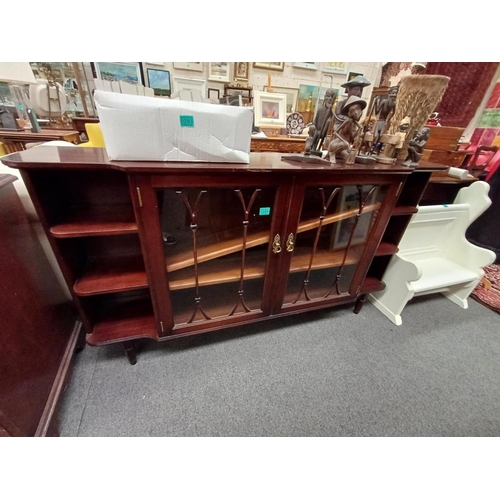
[334, 75, 371, 132]
[328, 96, 367, 163]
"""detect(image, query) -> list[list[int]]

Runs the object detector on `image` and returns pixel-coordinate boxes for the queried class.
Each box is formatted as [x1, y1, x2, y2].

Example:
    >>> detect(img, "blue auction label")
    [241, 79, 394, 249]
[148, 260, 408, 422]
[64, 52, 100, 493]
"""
[259, 207, 271, 216]
[179, 115, 194, 127]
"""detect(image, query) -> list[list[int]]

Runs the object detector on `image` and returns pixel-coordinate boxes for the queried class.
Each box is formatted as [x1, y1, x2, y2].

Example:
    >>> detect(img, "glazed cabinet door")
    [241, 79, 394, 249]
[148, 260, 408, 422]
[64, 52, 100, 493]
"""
[133, 173, 291, 337]
[271, 174, 402, 315]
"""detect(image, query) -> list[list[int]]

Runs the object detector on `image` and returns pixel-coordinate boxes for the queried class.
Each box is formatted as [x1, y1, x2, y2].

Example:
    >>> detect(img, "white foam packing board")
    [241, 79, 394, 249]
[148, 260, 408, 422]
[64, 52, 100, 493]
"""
[94, 90, 253, 163]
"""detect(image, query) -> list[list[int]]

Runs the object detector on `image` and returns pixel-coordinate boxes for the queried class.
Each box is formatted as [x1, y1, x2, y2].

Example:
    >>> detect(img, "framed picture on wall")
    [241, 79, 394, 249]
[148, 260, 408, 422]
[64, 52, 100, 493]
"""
[323, 62, 348, 74]
[173, 62, 204, 72]
[208, 88, 220, 102]
[253, 91, 287, 128]
[344, 72, 364, 95]
[234, 62, 249, 81]
[263, 85, 299, 113]
[172, 76, 207, 97]
[146, 68, 171, 96]
[294, 62, 319, 70]
[93, 62, 144, 85]
[253, 62, 284, 71]
[208, 62, 231, 82]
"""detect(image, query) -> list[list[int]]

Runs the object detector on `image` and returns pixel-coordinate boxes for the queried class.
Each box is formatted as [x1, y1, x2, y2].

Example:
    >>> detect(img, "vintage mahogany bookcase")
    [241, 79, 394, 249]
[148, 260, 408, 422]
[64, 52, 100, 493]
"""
[3, 148, 445, 364]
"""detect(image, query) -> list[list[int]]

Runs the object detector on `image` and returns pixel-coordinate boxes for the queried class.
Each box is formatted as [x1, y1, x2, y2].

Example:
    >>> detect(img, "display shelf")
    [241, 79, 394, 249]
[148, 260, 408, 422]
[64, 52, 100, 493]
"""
[50, 208, 138, 238]
[376, 242, 398, 256]
[165, 202, 381, 272]
[391, 206, 419, 216]
[74, 254, 148, 296]
[87, 295, 157, 346]
[360, 276, 385, 294]
[166, 243, 397, 291]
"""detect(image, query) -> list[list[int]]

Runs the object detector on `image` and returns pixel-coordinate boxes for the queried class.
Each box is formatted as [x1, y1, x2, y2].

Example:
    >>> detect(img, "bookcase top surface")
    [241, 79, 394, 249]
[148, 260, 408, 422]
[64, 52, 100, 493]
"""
[2, 148, 447, 174]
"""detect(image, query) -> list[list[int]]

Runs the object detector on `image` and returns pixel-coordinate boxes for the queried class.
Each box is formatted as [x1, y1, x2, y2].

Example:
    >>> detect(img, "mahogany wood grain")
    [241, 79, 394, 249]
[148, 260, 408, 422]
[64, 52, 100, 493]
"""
[391, 205, 419, 216]
[50, 210, 138, 238]
[166, 243, 397, 291]
[0, 174, 78, 436]
[74, 254, 148, 296]
[0, 129, 80, 153]
[2, 148, 444, 360]
[87, 296, 157, 346]
[1, 147, 447, 174]
[164, 203, 381, 273]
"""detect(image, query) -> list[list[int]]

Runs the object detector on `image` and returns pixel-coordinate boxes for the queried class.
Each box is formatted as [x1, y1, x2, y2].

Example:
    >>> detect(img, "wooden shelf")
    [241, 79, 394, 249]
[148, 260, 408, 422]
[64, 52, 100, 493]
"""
[376, 242, 398, 256]
[50, 208, 138, 238]
[168, 251, 266, 291]
[165, 202, 381, 272]
[392, 206, 419, 216]
[87, 297, 157, 346]
[166, 242, 396, 291]
[360, 277, 385, 294]
[74, 255, 148, 296]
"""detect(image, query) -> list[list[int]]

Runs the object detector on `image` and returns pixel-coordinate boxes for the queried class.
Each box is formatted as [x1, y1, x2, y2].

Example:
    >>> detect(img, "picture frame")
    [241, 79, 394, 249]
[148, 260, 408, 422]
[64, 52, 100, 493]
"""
[172, 76, 206, 99]
[208, 88, 220, 100]
[253, 62, 285, 71]
[234, 62, 249, 81]
[323, 62, 348, 74]
[294, 62, 319, 70]
[296, 84, 340, 114]
[332, 186, 376, 249]
[224, 85, 252, 106]
[93, 62, 144, 85]
[263, 85, 299, 113]
[344, 72, 364, 95]
[297, 84, 320, 113]
[173, 62, 204, 72]
[146, 68, 171, 96]
[208, 62, 231, 83]
[253, 91, 287, 128]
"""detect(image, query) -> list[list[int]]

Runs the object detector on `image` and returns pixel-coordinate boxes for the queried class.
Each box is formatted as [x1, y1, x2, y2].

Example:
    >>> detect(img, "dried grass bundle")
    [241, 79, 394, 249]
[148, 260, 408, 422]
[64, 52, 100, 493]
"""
[388, 75, 450, 160]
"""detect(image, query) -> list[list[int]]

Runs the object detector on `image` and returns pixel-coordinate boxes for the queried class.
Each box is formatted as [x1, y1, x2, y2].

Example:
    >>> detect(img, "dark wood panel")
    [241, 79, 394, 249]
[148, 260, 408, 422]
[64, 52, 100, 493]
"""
[1, 147, 446, 174]
[74, 254, 148, 296]
[0, 175, 77, 436]
[50, 210, 138, 238]
[87, 295, 157, 346]
[1, 150, 438, 362]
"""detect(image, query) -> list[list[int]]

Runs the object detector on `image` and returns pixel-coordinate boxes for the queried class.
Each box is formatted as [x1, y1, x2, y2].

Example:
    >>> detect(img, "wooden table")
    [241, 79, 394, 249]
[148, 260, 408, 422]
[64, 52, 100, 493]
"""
[71, 117, 100, 134]
[0, 129, 81, 153]
[251, 135, 306, 153]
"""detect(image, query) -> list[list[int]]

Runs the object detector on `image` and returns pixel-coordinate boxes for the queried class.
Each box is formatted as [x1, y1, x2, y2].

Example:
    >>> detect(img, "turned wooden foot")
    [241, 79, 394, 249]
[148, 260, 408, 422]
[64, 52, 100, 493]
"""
[353, 294, 367, 314]
[123, 341, 137, 365]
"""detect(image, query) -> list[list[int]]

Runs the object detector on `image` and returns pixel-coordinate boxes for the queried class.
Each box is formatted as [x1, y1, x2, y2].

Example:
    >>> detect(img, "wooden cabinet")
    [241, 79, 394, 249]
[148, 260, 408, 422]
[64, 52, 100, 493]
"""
[2, 149, 446, 363]
[421, 125, 470, 167]
[0, 174, 81, 436]
[251, 136, 306, 153]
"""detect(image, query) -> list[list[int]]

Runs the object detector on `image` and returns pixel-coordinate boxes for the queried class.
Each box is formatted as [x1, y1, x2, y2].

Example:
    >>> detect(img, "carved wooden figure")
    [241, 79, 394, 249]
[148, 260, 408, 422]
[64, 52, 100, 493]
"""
[403, 126, 430, 166]
[328, 96, 366, 163]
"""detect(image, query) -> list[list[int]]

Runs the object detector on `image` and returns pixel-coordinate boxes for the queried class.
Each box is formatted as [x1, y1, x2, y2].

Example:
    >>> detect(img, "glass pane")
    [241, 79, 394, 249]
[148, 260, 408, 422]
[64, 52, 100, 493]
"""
[284, 184, 387, 306]
[156, 187, 276, 326]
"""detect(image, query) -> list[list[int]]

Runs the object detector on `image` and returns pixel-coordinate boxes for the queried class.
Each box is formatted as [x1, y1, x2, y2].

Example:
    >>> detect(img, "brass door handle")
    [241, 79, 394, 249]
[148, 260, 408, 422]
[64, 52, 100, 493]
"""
[286, 233, 295, 252]
[272, 234, 282, 254]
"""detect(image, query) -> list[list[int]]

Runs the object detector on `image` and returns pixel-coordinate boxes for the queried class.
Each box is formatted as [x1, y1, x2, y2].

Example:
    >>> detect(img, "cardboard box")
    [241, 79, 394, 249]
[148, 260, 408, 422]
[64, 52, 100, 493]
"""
[94, 90, 253, 163]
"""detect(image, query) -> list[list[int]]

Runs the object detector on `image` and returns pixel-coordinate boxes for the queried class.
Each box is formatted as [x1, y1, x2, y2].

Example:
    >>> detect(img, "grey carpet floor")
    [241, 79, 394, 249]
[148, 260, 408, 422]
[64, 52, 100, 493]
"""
[58, 295, 500, 436]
